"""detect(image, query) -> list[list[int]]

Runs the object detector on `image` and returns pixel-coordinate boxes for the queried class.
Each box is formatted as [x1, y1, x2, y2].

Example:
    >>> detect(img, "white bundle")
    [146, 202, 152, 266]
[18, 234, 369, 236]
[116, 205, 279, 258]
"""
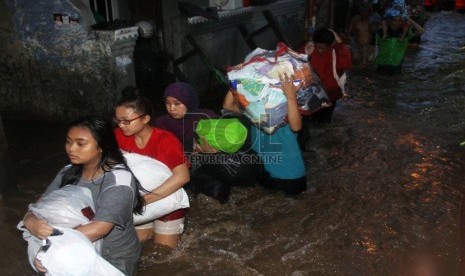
[36, 228, 123, 276]
[123, 152, 190, 225]
[28, 185, 95, 228]
[19, 185, 103, 270]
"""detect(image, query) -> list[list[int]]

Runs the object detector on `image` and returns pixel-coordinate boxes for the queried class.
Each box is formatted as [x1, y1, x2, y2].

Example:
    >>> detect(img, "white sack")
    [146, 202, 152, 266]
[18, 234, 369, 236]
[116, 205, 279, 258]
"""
[29, 185, 95, 228]
[36, 227, 123, 276]
[123, 152, 190, 225]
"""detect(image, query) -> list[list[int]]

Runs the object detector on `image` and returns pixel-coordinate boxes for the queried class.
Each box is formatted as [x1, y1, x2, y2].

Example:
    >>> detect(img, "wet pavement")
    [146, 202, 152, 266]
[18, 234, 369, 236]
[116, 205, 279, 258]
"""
[1, 11, 465, 276]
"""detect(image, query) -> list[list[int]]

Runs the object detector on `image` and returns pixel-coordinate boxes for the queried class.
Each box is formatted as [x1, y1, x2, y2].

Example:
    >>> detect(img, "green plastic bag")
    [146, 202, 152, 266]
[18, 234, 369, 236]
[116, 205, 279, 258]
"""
[375, 35, 408, 67]
[195, 118, 247, 154]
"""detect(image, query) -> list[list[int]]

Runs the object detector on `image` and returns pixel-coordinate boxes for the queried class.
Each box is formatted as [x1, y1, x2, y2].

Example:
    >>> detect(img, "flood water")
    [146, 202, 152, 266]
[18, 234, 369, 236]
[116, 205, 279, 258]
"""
[1, 11, 465, 276]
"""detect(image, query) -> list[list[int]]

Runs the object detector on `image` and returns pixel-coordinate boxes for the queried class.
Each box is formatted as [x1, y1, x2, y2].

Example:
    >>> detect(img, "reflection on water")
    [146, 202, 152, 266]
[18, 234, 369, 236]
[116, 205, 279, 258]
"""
[1, 12, 465, 276]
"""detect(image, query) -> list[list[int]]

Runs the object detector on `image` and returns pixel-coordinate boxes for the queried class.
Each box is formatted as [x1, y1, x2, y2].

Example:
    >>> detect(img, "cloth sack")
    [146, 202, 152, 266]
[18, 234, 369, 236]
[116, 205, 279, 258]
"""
[195, 118, 247, 154]
[123, 152, 190, 225]
[227, 42, 329, 134]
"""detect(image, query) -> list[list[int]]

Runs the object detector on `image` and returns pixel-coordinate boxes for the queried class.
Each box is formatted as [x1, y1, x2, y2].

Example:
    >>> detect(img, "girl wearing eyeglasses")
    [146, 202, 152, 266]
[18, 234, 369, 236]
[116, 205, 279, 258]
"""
[114, 86, 190, 249]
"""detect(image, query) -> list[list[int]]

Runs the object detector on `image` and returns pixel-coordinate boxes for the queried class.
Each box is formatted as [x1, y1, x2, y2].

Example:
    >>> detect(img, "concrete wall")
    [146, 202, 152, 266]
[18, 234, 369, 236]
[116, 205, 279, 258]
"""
[0, 0, 137, 122]
[0, 0, 306, 120]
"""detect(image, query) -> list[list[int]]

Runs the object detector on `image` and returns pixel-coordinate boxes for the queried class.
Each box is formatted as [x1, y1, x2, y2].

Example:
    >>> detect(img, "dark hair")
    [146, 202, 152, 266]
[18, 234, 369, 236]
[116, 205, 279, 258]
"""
[116, 86, 153, 117]
[312, 28, 335, 45]
[60, 116, 145, 214]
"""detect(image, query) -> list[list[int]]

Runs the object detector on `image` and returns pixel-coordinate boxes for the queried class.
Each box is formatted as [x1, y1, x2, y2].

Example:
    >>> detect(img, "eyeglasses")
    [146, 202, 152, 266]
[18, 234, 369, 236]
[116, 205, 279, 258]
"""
[113, 114, 145, 125]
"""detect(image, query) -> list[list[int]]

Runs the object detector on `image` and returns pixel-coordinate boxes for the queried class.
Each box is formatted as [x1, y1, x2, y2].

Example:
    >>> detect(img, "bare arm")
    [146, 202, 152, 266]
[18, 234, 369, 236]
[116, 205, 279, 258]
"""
[329, 28, 343, 44]
[347, 17, 357, 37]
[279, 73, 303, 132]
[408, 17, 425, 35]
[24, 204, 116, 242]
[23, 211, 54, 240]
[223, 90, 242, 113]
[382, 20, 388, 38]
[143, 163, 190, 204]
[75, 220, 114, 242]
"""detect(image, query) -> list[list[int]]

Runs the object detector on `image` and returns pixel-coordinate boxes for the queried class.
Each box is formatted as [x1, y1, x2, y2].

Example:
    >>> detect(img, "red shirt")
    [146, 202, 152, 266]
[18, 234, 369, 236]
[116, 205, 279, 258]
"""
[114, 127, 186, 170]
[310, 43, 352, 101]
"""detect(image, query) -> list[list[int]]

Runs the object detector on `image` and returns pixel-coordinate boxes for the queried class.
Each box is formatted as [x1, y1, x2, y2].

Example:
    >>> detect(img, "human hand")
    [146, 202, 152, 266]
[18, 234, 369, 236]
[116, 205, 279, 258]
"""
[194, 137, 218, 153]
[304, 41, 314, 55]
[34, 256, 47, 273]
[278, 73, 303, 101]
[24, 213, 54, 240]
[143, 191, 164, 204]
[328, 29, 342, 44]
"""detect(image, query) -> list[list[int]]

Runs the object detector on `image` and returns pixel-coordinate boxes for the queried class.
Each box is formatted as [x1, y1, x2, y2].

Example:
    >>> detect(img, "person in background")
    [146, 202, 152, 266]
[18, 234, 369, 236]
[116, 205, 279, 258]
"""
[297, 28, 352, 150]
[153, 82, 232, 203]
[190, 115, 265, 202]
[406, 4, 427, 46]
[368, 7, 384, 61]
[154, 82, 218, 154]
[223, 73, 307, 196]
[381, 1, 409, 41]
[114, 86, 189, 249]
[22, 116, 144, 275]
[379, 12, 424, 40]
[304, 28, 353, 125]
[348, 3, 373, 68]
[376, 13, 425, 74]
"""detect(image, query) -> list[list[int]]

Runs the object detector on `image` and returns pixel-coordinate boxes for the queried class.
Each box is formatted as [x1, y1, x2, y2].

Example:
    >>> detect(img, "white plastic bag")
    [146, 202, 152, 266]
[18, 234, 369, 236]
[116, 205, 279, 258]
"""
[36, 227, 123, 276]
[17, 221, 43, 271]
[124, 152, 173, 195]
[29, 185, 95, 228]
[18, 185, 103, 270]
[123, 152, 190, 225]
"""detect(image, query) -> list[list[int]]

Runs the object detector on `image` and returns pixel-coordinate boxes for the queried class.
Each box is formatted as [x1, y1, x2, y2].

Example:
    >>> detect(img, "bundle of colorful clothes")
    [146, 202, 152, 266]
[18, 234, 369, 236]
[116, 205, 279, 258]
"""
[227, 43, 330, 134]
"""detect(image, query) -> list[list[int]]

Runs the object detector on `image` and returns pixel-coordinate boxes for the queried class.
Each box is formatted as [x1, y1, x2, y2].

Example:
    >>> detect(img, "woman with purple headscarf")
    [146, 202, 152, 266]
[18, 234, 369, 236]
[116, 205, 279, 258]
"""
[154, 82, 235, 202]
[154, 82, 218, 153]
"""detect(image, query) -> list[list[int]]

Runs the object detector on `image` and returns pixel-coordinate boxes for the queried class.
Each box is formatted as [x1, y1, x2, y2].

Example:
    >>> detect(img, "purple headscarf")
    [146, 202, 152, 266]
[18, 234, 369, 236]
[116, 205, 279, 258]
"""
[163, 82, 200, 112]
[154, 82, 218, 153]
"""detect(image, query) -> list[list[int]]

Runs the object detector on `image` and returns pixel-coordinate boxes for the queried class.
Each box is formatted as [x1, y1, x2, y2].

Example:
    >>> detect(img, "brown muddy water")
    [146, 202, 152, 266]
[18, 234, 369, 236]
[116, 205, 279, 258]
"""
[1, 11, 465, 276]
